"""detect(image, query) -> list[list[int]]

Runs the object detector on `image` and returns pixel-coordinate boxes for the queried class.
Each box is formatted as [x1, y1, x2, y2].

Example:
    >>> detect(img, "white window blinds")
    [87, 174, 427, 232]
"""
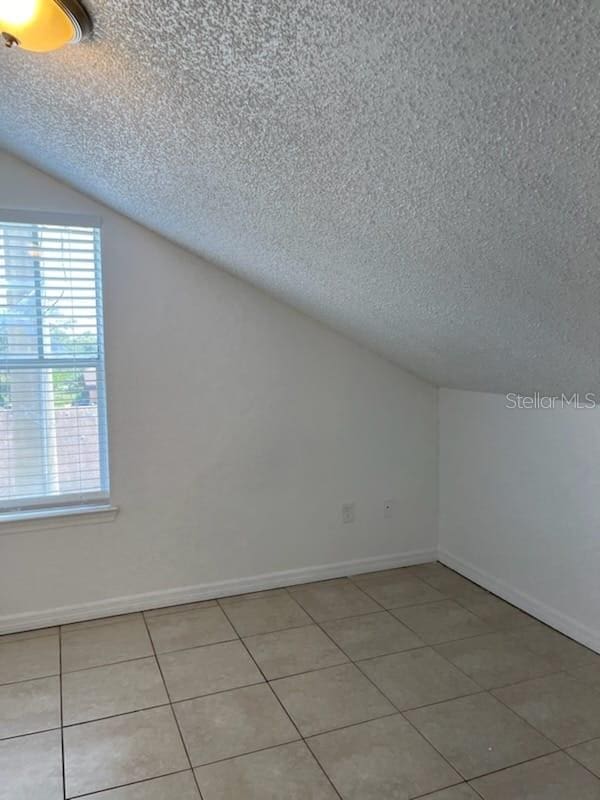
[0, 217, 110, 515]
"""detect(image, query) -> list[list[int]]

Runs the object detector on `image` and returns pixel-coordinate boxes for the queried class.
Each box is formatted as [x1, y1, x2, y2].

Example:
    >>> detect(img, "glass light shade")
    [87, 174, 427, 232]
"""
[0, 0, 91, 52]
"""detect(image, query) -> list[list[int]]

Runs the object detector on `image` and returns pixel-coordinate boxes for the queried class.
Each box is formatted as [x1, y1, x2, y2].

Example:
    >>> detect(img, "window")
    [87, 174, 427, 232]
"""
[0, 213, 110, 518]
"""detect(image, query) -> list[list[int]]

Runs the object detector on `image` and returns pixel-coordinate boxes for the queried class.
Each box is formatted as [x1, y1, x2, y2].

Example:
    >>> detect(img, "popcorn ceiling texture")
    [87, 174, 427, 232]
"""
[0, 0, 599, 393]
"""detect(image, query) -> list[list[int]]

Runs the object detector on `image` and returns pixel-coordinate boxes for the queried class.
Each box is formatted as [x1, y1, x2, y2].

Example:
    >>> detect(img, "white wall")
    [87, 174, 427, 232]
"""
[439, 388, 600, 653]
[0, 152, 438, 632]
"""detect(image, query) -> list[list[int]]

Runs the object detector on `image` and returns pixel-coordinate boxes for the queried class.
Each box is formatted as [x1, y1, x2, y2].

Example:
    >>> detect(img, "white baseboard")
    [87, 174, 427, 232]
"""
[439, 548, 600, 655]
[0, 548, 437, 635]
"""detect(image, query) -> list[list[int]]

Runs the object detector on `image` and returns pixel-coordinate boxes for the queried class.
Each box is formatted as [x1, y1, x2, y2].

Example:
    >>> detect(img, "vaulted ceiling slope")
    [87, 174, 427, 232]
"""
[1, 1, 599, 393]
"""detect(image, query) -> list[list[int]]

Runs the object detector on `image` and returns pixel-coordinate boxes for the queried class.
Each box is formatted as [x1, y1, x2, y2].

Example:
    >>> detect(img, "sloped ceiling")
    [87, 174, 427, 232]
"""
[1, 1, 599, 393]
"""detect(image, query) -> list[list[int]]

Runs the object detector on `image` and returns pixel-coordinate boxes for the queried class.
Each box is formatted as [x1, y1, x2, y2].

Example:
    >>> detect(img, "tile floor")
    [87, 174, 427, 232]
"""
[2, 562, 600, 799]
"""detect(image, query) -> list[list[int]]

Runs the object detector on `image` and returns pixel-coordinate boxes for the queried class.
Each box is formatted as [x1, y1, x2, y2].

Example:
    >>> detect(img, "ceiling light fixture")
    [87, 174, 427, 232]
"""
[0, 0, 92, 52]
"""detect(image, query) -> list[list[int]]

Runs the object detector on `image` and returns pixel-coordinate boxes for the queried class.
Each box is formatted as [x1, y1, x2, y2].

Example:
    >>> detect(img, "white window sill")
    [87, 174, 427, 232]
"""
[0, 504, 119, 535]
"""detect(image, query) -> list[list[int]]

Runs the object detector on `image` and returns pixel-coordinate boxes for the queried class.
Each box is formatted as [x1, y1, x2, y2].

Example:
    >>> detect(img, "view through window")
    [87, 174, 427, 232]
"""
[0, 217, 109, 515]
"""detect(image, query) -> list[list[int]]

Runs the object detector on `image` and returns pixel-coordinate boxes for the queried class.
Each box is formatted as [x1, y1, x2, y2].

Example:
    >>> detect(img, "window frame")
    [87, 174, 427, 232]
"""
[0, 209, 113, 523]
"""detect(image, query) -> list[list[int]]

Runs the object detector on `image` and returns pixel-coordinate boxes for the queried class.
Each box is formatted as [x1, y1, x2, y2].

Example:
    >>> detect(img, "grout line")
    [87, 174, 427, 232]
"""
[0, 628, 59, 643]
[345, 574, 434, 610]
[484, 669, 567, 694]
[300, 710, 403, 741]
[283, 603, 396, 624]
[0, 723, 62, 743]
[191, 737, 303, 771]
[62, 701, 172, 729]
[61, 653, 156, 676]
[60, 653, 156, 675]
[60, 612, 144, 632]
[60, 679, 272, 734]
[143, 601, 218, 619]
[462, 749, 600, 792]
[66, 768, 192, 799]
[0, 671, 61, 688]
[465, 747, 563, 783]
[168, 679, 266, 705]
[358, 668, 483, 712]
[145, 634, 240, 657]
[564, 732, 600, 750]
[249, 659, 350, 683]
[564, 748, 600, 785]
[410, 782, 480, 800]
[218, 617, 317, 638]
[59, 633, 250, 677]
[468, 784, 488, 800]
[296, 743, 345, 799]
[287, 574, 407, 620]
[140, 612, 205, 800]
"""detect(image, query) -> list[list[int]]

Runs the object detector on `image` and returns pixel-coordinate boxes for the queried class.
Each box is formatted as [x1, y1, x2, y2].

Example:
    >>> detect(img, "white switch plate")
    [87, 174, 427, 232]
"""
[384, 500, 394, 519]
[342, 503, 355, 524]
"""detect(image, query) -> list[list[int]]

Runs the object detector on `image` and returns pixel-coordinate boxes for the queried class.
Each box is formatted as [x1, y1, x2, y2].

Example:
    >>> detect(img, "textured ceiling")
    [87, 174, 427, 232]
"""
[1, 1, 599, 393]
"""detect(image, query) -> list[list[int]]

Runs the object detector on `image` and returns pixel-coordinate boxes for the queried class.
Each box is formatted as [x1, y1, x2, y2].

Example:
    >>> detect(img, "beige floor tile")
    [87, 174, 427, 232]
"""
[0, 626, 58, 642]
[146, 606, 236, 653]
[393, 600, 492, 645]
[219, 588, 288, 604]
[144, 599, 217, 619]
[352, 573, 445, 609]
[63, 612, 143, 631]
[174, 683, 298, 766]
[0, 632, 59, 685]
[436, 632, 556, 689]
[8, 574, 599, 800]
[288, 579, 380, 621]
[62, 657, 168, 725]
[90, 771, 201, 799]
[0, 729, 63, 800]
[568, 738, 600, 777]
[405, 692, 555, 780]
[61, 615, 153, 672]
[350, 567, 413, 580]
[420, 787, 480, 800]
[358, 647, 479, 710]
[0, 675, 60, 739]
[63, 705, 189, 797]
[571, 663, 600, 691]
[494, 672, 600, 747]
[471, 751, 600, 799]
[404, 563, 452, 580]
[510, 625, 600, 671]
[271, 663, 394, 736]
[195, 741, 338, 799]
[321, 611, 424, 660]
[418, 572, 486, 598]
[308, 714, 461, 799]
[244, 624, 347, 679]
[220, 592, 311, 636]
[158, 640, 263, 701]
[456, 593, 533, 629]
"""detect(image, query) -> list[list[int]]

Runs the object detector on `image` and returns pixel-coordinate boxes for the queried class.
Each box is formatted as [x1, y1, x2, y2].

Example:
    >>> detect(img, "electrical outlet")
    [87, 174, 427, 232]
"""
[384, 500, 394, 519]
[342, 502, 355, 524]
